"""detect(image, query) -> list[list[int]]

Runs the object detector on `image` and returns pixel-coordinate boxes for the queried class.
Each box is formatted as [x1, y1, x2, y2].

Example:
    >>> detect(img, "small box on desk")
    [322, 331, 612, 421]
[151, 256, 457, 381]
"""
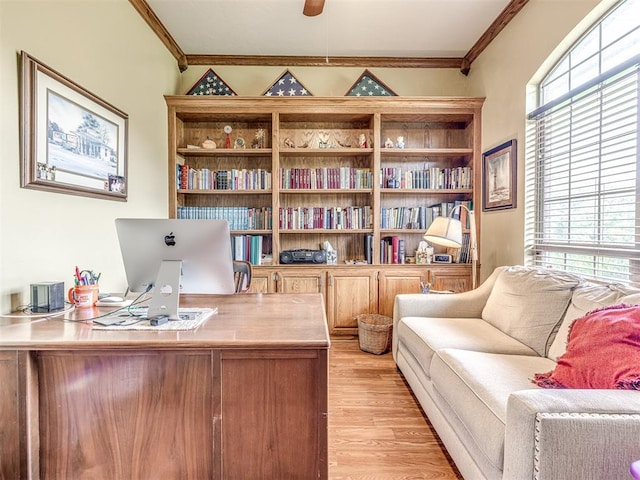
[30, 282, 65, 312]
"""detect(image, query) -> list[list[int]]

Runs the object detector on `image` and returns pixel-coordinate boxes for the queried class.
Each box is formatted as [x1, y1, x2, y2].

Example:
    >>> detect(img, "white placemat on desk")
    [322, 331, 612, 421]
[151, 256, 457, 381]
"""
[91, 308, 217, 331]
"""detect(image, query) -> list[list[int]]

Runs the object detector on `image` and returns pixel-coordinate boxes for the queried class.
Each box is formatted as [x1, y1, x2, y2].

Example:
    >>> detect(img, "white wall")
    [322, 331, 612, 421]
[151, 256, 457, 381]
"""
[0, 0, 178, 313]
[467, 0, 616, 280]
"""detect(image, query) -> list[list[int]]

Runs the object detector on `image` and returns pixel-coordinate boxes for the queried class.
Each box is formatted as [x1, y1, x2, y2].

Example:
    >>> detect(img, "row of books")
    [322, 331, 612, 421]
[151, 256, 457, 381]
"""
[232, 235, 272, 265]
[432, 200, 474, 229]
[279, 167, 373, 190]
[177, 165, 272, 191]
[380, 236, 406, 264]
[380, 206, 433, 230]
[279, 206, 373, 230]
[380, 166, 472, 190]
[177, 206, 272, 230]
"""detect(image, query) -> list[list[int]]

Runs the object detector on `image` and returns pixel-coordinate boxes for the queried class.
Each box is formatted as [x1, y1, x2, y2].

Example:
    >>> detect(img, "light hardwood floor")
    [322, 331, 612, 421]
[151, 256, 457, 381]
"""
[329, 340, 463, 480]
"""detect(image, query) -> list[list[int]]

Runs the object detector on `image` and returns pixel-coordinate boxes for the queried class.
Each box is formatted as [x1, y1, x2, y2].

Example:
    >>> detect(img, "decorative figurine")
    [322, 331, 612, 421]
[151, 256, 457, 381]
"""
[384, 137, 394, 148]
[252, 128, 265, 149]
[415, 241, 433, 265]
[224, 125, 232, 148]
[202, 136, 216, 149]
[396, 136, 405, 149]
[284, 137, 295, 148]
[359, 133, 368, 148]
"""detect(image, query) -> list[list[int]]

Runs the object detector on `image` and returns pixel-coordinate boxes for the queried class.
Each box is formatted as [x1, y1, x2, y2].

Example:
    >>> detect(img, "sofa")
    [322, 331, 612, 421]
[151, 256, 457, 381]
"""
[393, 265, 640, 480]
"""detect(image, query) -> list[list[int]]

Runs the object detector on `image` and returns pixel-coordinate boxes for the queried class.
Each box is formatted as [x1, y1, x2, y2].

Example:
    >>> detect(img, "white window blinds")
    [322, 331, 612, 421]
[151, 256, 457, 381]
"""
[525, 0, 640, 285]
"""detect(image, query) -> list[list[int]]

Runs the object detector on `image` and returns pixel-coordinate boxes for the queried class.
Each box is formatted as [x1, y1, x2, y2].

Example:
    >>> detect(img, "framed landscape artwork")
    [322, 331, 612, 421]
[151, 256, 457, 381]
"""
[20, 51, 128, 201]
[482, 139, 517, 211]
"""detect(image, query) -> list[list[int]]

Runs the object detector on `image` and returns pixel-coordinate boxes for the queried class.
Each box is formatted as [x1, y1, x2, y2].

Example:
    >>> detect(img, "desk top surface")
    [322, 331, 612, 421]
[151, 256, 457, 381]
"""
[0, 293, 330, 350]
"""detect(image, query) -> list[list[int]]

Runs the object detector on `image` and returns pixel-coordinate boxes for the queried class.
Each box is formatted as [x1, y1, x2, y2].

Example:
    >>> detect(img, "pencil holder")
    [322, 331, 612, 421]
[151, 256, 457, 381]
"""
[68, 284, 99, 308]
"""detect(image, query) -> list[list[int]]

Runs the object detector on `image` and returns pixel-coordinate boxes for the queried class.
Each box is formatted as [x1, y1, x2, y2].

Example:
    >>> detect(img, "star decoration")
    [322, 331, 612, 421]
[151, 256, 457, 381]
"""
[263, 69, 312, 96]
[346, 70, 397, 97]
[186, 68, 236, 96]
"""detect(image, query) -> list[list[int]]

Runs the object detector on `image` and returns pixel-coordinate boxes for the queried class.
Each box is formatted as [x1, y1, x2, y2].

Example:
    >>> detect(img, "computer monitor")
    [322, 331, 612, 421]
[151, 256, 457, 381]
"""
[115, 218, 235, 319]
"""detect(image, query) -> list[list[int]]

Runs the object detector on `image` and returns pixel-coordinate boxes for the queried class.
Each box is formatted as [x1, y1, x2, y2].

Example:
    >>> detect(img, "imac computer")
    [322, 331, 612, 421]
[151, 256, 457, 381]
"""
[115, 218, 235, 320]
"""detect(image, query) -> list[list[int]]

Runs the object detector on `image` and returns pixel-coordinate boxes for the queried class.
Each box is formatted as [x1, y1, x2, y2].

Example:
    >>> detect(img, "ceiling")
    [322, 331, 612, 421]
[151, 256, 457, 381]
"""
[133, 0, 529, 73]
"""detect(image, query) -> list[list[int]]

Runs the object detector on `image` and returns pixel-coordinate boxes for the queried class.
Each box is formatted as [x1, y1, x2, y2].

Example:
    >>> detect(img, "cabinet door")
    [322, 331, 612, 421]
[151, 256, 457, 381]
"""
[326, 269, 377, 336]
[276, 269, 325, 295]
[248, 268, 274, 293]
[378, 268, 429, 317]
[429, 266, 472, 293]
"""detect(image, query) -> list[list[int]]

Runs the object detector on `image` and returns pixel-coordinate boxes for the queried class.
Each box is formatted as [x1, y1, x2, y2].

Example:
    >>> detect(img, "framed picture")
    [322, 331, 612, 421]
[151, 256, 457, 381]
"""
[20, 51, 128, 201]
[482, 139, 517, 211]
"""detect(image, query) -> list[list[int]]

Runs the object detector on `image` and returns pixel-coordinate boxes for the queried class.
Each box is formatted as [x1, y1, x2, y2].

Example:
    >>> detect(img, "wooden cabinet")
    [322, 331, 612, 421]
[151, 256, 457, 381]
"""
[429, 266, 473, 293]
[165, 97, 483, 333]
[378, 267, 429, 317]
[275, 268, 325, 294]
[326, 268, 378, 335]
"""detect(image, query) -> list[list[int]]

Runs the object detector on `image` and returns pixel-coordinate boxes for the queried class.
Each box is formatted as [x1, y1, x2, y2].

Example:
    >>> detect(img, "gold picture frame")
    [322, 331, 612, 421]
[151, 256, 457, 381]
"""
[20, 51, 128, 201]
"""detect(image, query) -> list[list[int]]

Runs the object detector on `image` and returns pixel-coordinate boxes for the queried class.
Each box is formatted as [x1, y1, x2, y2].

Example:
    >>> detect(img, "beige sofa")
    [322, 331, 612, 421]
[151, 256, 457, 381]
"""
[393, 265, 640, 480]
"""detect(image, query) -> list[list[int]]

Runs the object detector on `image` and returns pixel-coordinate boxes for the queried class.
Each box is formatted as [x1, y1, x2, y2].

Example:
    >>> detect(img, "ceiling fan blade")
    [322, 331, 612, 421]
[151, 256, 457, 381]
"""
[303, 0, 325, 17]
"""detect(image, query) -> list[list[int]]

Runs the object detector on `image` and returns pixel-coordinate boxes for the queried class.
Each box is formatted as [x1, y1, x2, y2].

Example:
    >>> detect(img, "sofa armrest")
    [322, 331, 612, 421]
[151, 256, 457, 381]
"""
[504, 389, 640, 480]
[392, 266, 503, 327]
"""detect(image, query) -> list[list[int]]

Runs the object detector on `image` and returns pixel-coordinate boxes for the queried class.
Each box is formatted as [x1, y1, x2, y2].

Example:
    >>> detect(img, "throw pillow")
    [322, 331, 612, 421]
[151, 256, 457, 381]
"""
[533, 304, 640, 390]
[481, 266, 581, 356]
[547, 283, 624, 362]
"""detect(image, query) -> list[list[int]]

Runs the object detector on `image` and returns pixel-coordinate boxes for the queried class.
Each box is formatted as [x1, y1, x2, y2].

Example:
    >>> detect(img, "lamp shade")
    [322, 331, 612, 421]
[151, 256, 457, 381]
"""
[423, 216, 463, 248]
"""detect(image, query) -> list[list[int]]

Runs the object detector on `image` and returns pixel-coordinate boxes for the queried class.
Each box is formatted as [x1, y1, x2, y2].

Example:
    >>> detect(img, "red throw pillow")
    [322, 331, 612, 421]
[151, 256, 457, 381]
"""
[533, 304, 640, 390]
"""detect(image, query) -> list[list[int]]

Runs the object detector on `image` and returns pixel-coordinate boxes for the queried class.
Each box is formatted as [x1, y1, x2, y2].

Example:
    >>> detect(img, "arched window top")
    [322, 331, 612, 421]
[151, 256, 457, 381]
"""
[540, 0, 640, 106]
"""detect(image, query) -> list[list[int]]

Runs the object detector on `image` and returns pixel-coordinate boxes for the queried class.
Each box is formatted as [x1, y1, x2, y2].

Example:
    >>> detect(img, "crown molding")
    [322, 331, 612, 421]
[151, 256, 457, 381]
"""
[131, 0, 530, 75]
[462, 0, 530, 74]
[186, 55, 464, 69]
[128, 0, 188, 71]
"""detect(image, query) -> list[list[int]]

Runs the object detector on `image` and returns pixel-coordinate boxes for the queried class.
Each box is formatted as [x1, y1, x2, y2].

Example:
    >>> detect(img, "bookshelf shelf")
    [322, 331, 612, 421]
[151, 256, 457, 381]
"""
[177, 148, 272, 156]
[280, 148, 373, 157]
[280, 189, 373, 194]
[380, 148, 473, 157]
[178, 189, 272, 195]
[380, 188, 473, 195]
[279, 229, 374, 234]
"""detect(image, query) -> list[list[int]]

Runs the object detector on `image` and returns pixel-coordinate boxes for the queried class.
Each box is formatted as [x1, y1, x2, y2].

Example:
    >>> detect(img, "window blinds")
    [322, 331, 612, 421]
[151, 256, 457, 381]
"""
[525, 58, 640, 285]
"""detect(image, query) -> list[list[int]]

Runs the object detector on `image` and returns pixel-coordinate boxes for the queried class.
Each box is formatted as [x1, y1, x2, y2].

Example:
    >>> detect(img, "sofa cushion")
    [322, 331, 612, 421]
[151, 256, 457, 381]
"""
[534, 304, 640, 389]
[430, 349, 556, 472]
[397, 316, 538, 380]
[481, 266, 581, 356]
[548, 283, 625, 361]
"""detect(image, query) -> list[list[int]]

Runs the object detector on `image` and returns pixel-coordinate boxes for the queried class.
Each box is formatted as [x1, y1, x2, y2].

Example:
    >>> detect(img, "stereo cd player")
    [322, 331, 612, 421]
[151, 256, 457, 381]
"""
[279, 249, 327, 264]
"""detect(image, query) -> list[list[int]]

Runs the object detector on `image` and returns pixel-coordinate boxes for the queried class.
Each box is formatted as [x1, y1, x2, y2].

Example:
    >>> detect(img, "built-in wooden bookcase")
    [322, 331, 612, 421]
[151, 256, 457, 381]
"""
[165, 97, 484, 334]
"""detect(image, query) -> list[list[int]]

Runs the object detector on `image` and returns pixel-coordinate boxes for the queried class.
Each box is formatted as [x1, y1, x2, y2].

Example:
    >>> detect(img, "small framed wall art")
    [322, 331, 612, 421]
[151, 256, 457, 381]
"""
[20, 51, 128, 201]
[482, 139, 517, 211]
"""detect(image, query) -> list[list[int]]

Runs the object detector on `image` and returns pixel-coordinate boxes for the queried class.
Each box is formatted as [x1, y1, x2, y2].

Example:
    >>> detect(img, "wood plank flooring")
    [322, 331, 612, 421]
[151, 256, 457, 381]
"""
[329, 340, 462, 480]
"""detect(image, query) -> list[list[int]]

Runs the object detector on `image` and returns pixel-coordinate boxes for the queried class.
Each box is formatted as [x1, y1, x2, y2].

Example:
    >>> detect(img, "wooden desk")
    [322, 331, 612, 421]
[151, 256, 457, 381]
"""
[0, 293, 329, 479]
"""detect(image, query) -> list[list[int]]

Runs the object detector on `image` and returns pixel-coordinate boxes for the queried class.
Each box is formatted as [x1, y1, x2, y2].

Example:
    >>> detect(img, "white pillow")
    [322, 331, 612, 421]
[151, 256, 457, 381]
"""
[547, 283, 623, 362]
[481, 266, 581, 356]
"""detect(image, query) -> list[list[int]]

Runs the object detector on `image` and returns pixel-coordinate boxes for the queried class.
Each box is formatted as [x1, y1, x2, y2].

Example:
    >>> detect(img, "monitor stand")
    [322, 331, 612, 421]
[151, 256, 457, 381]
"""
[147, 260, 181, 320]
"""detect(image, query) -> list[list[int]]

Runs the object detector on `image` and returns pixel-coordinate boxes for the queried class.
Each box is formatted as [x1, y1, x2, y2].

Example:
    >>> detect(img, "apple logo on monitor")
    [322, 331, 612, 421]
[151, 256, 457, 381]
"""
[164, 232, 176, 247]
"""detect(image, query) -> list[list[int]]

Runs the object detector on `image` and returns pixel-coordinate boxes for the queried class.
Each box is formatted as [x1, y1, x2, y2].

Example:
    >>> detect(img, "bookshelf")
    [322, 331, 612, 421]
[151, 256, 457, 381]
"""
[166, 96, 483, 334]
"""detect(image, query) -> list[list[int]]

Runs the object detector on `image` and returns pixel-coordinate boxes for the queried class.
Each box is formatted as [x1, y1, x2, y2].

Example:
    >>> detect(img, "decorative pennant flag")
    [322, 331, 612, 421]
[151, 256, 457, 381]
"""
[345, 70, 397, 97]
[263, 69, 312, 96]
[186, 68, 236, 96]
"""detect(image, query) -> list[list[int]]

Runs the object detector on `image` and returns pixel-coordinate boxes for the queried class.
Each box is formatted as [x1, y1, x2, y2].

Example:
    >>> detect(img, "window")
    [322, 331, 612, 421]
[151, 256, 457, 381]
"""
[526, 0, 640, 285]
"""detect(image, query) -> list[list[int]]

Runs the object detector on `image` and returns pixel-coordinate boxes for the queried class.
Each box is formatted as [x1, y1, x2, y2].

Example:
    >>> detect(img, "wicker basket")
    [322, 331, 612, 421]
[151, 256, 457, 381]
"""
[356, 314, 393, 355]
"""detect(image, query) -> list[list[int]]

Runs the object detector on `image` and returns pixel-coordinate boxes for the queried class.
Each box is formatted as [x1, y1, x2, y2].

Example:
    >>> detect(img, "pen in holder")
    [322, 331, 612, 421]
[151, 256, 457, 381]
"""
[70, 267, 100, 308]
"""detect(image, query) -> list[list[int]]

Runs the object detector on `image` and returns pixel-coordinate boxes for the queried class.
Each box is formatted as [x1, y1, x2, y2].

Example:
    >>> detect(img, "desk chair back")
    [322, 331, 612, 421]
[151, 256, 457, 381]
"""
[233, 261, 252, 293]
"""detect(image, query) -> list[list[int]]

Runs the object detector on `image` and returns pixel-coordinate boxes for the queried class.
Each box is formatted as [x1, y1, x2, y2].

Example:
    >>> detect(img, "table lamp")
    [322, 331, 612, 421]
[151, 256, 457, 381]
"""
[423, 204, 477, 289]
